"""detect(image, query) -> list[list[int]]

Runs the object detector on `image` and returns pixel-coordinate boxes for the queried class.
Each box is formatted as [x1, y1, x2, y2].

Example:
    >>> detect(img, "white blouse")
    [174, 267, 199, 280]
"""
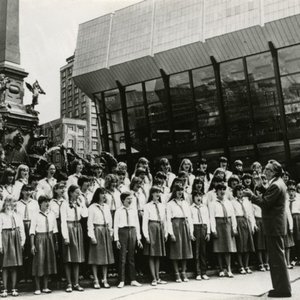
[190, 203, 211, 233]
[16, 199, 39, 221]
[37, 177, 57, 199]
[29, 211, 58, 234]
[87, 203, 112, 240]
[60, 200, 88, 242]
[0, 212, 25, 248]
[114, 206, 141, 241]
[49, 198, 65, 219]
[231, 197, 256, 232]
[131, 189, 147, 211]
[166, 199, 193, 236]
[288, 194, 300, 214]
[142, 201, 167, 240]
[252, 203, 262, 218]
[105, 189, 121, 211]
[208, 198, 237, 233]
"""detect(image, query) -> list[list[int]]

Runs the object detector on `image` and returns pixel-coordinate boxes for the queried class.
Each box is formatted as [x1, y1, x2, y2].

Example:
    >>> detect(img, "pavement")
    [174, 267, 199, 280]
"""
[15, 267, 300, 299]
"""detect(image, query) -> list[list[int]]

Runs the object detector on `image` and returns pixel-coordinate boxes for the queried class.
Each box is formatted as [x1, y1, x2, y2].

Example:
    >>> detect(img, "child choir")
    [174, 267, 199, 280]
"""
[0, 156, 298, 295]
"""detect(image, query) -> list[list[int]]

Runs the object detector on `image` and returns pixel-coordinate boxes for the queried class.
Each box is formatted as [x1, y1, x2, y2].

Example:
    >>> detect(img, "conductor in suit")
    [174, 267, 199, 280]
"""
[243, 160, 291, 298]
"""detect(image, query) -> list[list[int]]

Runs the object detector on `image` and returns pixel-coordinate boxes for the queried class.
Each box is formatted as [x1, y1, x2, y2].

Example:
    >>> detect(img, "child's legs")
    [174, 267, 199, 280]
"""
[64, 264, 71, 285]
[92, 265, 98, 282]
[34, 276, 41, 290]
[237, 253, 243, 268]
[244, 252, 250, 268]
[199, 226, 207, 274]
[118, 229, 129, 282]
[217, 254, 223, 270]
[154, 257, 160, 280]
[73, 263, 79, 285]
[2, 268, 8, 290]
[285, 248, 291, 265]
[102, 265, 108, 282]
[127, 229, 137, 281]
[43, 275, 48, 289]
[257, 250, 263, 265]
[11, 268, 17, 290]
[181, 260, 187, 273]
[172, 260, 179, 273]
[224, 253, 232, 272]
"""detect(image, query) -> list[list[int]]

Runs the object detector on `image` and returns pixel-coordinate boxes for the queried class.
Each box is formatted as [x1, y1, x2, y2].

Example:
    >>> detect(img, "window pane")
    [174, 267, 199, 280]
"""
[290, 139, 300, 161]
[246, 52, 274, 81]
[192, 66, 222, 149]
[126, 83, 144, 108]
[281, 74, 300, 138]
[130, 130, 149, 153]
[278, 45, 300, 75]
[127, 106, 146, 131]
[170, 72, 197, 149]
[108, 132, 126, 156]
[258, 141, 285, 165]
[250, 79, 282, 142]
[106, 110, 124, 133]
[145, 78, 166, 104]
[229, 145, 255, 168]
[105, 89, 121, 111]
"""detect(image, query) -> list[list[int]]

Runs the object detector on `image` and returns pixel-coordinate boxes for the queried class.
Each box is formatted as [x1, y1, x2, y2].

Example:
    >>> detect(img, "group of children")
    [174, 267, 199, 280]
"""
[0, 156, 298, 296]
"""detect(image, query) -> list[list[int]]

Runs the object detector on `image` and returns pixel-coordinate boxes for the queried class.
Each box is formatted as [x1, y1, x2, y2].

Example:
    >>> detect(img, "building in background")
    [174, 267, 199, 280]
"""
[60, 55, 100, 157]
[39, 118, 87, 166]
[72, 0, 300, 173]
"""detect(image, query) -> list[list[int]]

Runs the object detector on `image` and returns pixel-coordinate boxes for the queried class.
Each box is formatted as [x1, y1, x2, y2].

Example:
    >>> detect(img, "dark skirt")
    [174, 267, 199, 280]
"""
[23, 220, 31, 259]
[169, 218, 192, 260]
[32, 232, 57, 276]
[213, 217, 237, 253]
[143, 221, 166, 257]
[88, 224, 114, 265]
[2, 228, 23, 267]
[235, 216, 255, 253]
[292, 214, 300, 241]
[254, 217, 266, 251]
[284, 232, 295, 249]
[62, 221, 85, 263]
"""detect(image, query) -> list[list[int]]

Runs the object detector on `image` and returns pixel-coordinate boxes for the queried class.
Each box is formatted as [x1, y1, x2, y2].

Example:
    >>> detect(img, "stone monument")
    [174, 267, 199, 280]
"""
[0, 0, 40, 166]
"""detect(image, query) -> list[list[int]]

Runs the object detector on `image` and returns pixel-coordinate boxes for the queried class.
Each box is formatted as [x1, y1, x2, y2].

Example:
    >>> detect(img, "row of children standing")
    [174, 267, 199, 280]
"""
[0, 156, 298, 296]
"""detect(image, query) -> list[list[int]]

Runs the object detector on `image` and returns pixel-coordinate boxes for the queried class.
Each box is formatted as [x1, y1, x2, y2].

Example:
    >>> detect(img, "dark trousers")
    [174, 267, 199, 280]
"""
[192, 224, 207, 275]
[266, 235, 291, 294]
[118, 227, 137, 282]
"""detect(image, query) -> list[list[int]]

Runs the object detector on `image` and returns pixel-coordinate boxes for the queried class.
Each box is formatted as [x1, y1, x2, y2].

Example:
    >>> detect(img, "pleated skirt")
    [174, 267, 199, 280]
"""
[235, 217, 255, 253]
[2, 228, 23, 267]
[254, 217, 266, 251]
[62, 221, 85, 263]
[213, 217, 237, 253]
[292, 214, 300, 241]
[169, 218, 192, 260]
[88, 225, 114, 265]
[143, 221, 166, 257]
[32, 232, 57, 276]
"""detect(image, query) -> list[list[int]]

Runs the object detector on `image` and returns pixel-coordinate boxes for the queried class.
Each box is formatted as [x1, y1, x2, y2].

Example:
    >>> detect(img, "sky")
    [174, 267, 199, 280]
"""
[19, 0, 141, 124]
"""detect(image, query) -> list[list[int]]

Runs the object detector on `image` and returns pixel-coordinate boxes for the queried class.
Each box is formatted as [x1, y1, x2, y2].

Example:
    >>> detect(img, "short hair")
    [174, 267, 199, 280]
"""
[130, 176, 142, 190]
[135, 167, 146, 177]
[219, 156, 228, 163]
[233, 184, 244, 197]
[116, 169, 126, 176]
[78, 175, 90, 188]
[104, 174, 118, 189]
[90, 187, 106, 205]
[268, 160, 283, 177]
[287, 179, 296, 188]
[67, 185, 79, 200]
[242, 173, 252, 180]
[228, 175, 240, 188]
[38, 195, 50, 206]
[155, 171, 167, 180]
[215, 182, 227, 191]
[120, 191, 131, 203]
[234, 160, 243, 166]
[192, 191, 204, 200]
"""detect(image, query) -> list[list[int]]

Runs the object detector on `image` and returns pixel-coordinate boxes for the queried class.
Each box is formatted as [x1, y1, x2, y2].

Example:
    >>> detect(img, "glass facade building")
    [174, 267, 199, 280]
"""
[72, 0, 300, 171]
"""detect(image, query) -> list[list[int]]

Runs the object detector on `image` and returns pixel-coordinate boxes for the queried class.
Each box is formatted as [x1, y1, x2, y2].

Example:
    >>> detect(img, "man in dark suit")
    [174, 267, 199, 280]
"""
[243, 159, 291, 298]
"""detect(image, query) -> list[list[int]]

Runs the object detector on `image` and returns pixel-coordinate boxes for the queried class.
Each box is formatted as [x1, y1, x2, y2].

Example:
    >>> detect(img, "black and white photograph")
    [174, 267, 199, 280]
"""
[0, 0, 300, 298]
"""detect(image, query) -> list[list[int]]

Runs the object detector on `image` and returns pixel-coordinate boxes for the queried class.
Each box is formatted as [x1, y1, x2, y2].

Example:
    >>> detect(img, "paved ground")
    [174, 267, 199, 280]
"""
[17, 267, 300, 299]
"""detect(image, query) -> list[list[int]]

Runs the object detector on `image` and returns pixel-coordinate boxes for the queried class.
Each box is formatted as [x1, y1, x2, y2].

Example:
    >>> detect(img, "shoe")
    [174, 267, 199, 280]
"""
[202, 274, 209, 280]
[181, 272, 189, 282]
[65, 285, 72, 293]
[196, 275, 202, 280]
[73, 284, 84, 291]
[287, 264, 293, 269]
[291, 260, 296, 266]
[268, 289, 292, 298]
[42, 289, 52, 293]
[265, 263, 270, 271]
[219, 271, 225, 277]
[78, 275, 84, 280]
[102, 280, 110, 288]
[175, 273, 182, 283]
[34, 290, 41, 295]
[151, 280, 157, 286]
[0, 290, 7, 298]
[227, 271, 234, 278]
[130, 280, 142, 287]
[93, 281, 100, 289]
[245, 267, 252, 274]
[11, 290, 19, 297]
[239, 267, 246, 275]
[258, 264, 266, 272]
[157, 279, 167, 284]
[118, 282, 124, 288]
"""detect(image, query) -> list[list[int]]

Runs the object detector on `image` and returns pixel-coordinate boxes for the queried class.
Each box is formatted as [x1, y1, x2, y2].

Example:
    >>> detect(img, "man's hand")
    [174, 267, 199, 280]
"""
[243, 188, 254, 198]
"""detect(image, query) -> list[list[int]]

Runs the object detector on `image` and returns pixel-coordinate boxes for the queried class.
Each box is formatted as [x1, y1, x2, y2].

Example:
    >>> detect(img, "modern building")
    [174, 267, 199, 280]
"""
[72, 0, 300, 171]
[60, 55, 100, 157]
[39, 117, 88, 165]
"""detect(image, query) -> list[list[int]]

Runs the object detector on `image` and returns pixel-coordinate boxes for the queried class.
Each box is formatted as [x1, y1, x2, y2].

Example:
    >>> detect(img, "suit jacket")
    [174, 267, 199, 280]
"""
[250, 177, 287, 236]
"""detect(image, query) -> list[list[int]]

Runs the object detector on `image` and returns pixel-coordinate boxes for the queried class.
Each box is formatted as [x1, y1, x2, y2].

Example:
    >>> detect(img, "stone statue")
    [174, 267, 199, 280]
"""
[0, 74, 10, 107]
[26, 80, 46, 108]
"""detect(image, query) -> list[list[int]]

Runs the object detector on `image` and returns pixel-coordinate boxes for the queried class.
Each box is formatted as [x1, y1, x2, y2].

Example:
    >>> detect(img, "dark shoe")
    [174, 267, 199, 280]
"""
[268, 289, 291, 298]
[73, 284, 84, 292]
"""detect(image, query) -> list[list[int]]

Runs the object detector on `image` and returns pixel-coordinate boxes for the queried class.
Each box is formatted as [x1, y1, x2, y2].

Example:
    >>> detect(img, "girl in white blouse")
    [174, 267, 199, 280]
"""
[158, 158, 176, 194]
[178, 159, 195, 194]
[60, 185, 88, 293]
[14, 164, 29, 200]
[209, 183, 237, 278]
[167, 184, 193, 283]
[1, 167, 16, 201]
[36, 164, 57, 199]
[104, 174, 121, 220]
[30, 196, 58, 295]
[0, 196, 25, 297]
[87, 187, 114, 289]
[143, 186, 168, 286]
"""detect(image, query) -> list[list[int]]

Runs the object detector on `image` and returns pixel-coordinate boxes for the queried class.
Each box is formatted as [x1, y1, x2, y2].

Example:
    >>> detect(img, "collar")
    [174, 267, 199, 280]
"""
[269, 177, 277, 185]
[192, 203, 202, 209]
[20, 199, 31, 205]
[39, 210, 48, 217]
[123, 206, 131, 210]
